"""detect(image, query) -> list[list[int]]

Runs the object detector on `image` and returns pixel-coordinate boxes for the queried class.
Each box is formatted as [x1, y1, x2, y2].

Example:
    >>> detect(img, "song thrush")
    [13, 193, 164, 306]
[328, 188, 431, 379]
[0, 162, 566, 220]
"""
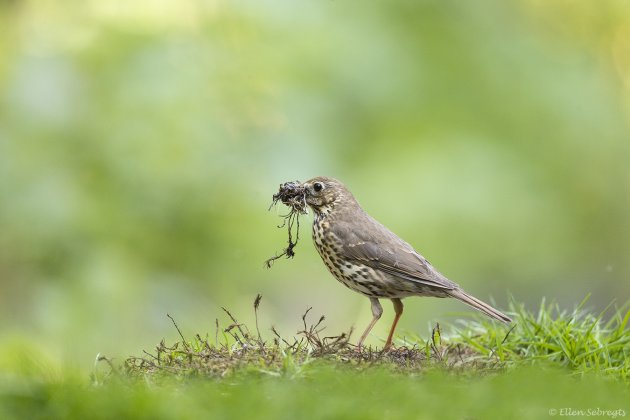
[301, 176, 511, 350]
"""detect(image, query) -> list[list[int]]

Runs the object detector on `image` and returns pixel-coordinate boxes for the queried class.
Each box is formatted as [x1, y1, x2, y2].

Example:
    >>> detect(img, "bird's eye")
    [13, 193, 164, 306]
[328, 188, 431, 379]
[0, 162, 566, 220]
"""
[313, 182, 323, 192]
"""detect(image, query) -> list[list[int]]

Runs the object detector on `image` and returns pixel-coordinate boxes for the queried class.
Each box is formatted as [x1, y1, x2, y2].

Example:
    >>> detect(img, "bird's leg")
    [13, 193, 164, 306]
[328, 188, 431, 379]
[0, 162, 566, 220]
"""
[356, 298, 383, 350]
[384, 298, 404, 350]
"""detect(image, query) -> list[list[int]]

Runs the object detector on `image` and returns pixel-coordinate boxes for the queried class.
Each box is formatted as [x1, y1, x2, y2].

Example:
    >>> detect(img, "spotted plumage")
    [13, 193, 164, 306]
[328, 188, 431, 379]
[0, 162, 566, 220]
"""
[302, 176, 511, 350]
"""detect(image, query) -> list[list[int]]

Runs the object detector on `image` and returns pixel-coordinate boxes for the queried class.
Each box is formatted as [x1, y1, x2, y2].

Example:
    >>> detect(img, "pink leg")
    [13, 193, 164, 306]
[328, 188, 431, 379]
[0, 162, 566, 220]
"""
[357, 298, 383, 349]
[384, 298, 403, 350]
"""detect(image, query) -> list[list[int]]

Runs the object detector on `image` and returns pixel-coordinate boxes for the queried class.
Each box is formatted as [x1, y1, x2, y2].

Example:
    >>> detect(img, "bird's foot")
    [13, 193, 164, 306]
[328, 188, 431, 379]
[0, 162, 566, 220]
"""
[380, 344, 395, 354]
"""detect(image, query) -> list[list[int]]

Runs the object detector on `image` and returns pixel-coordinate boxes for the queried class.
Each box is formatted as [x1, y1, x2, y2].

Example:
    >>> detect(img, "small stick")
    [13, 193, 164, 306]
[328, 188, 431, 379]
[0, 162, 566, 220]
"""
[167, 313, 190, 351]
[254, 294, 263, 342]
[221, 307, 249, 340]
[215, 318, 220, 346]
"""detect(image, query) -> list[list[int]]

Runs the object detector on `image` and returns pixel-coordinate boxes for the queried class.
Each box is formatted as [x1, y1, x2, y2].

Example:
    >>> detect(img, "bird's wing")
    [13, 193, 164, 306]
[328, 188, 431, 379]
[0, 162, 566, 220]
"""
[332, 216, 458, 291]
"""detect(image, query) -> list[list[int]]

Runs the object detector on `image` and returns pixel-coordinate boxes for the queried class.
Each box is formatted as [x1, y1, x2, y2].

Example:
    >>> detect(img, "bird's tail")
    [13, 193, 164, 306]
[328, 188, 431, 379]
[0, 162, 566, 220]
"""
[446, 289, 512, 324]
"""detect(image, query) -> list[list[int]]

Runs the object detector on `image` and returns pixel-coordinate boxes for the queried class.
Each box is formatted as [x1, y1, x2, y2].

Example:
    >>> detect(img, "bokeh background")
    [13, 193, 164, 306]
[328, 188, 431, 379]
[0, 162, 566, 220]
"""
[1, 0, 629, 367]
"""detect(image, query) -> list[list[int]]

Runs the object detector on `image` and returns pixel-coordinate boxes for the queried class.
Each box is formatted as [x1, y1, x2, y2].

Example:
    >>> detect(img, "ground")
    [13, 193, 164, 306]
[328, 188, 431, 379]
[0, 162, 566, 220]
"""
[1, 296, 628, 419]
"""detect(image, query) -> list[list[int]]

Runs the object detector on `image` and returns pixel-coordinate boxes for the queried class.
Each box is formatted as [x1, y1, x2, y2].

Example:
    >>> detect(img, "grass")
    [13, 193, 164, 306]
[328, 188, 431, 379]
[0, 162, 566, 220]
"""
[115, 294, 630, 384]
[4, 365, 630, 420]
[447, 296, 630, 380]
[1, 296, 629, 419]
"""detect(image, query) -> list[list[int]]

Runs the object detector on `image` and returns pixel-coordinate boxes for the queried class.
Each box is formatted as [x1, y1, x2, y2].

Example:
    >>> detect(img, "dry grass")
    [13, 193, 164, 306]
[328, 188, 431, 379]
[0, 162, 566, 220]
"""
[116, 295, 503, 383]
[91, 294, 630, 387]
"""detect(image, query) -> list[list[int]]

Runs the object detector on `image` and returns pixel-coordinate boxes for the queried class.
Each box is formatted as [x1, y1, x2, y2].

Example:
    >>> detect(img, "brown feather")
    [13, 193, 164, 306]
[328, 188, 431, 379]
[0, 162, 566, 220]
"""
[446, 289, 512, 323]
[332, 213, 458, 291]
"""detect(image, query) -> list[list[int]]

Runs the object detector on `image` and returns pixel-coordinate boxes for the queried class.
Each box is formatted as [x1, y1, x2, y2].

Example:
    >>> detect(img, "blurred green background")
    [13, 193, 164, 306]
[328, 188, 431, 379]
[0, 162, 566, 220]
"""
[0, 0, 629, 367]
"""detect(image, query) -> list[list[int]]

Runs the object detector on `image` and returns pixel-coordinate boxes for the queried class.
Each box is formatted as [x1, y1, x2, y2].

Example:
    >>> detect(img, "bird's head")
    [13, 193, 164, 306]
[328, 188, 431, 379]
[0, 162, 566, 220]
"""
[302, 177, 354, 215]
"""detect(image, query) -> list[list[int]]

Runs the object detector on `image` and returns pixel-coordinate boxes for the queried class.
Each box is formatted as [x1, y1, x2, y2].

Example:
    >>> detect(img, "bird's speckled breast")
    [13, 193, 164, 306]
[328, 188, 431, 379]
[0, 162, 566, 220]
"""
[312, 212, 389, 298]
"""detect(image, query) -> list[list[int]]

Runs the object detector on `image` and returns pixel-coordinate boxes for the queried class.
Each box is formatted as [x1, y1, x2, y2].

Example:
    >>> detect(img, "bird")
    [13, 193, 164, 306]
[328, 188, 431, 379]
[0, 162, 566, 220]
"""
[301, 176, 511, 350]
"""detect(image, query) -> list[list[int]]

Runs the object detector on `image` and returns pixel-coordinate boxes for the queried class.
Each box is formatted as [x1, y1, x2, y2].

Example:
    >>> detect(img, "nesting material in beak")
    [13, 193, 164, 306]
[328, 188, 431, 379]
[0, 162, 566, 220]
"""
[265, 181, 308, 268]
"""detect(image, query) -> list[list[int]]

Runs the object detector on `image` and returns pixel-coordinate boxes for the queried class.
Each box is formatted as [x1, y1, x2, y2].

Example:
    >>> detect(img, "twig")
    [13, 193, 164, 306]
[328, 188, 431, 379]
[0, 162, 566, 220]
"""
[222, 307, 249, 340]
[167, 313, 189, 351]
[254, 294, 263, 343]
